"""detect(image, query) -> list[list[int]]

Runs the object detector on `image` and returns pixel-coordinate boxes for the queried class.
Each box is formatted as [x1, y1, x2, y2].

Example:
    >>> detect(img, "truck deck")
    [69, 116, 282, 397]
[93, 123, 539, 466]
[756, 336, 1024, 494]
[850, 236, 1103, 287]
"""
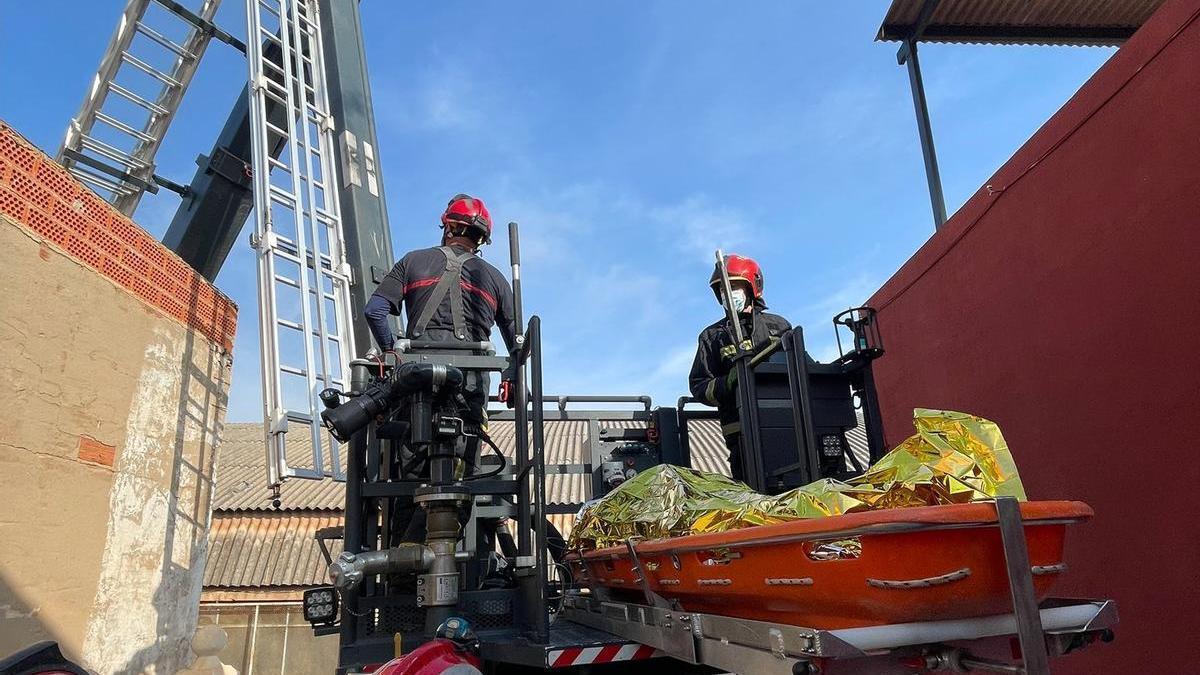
[559, 596, 1115, 674]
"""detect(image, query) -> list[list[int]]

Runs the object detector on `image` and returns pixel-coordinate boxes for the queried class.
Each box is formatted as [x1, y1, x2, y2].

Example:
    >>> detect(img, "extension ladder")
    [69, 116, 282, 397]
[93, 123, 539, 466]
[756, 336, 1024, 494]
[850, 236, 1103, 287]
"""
[245, 0, 354, 487]
[56, 0, 243, 215]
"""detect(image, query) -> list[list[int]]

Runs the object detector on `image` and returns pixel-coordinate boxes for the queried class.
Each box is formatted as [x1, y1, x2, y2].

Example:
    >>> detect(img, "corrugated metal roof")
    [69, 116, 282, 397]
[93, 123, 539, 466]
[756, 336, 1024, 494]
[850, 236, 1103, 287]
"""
[215, 413, 870, 512]
[215, 418, 729, 512]
[213, 423, 346, 511]
[205, 513, 342, 588]
[878, 0, 1165, 46]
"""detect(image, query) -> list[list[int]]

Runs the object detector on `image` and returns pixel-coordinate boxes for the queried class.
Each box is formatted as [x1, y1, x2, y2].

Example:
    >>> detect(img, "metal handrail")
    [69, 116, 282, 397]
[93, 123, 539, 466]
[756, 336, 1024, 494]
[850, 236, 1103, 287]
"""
[393, 339, 495, 354]
[528, 315, 550, 642]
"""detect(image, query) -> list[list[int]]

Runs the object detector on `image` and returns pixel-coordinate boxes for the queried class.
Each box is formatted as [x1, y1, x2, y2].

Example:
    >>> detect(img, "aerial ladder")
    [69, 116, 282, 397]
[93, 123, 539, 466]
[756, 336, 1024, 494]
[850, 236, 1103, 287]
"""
[243, 0, 355, 486]
[57, 0, 393, 494]
[56, 0, 245, 215]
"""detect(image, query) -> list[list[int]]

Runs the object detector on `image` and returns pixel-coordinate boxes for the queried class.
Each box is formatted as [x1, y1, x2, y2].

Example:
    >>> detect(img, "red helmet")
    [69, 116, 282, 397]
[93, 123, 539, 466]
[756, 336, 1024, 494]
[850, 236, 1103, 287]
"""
[709, 254, 764, 301]
[441, 194, 492, 244]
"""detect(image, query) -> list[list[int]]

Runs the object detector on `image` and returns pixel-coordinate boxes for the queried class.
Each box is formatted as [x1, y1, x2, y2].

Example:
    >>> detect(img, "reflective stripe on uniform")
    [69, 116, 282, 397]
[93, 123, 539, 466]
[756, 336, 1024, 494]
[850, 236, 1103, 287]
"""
[410, 245, 476, 339]
[704, 379, 719, 405]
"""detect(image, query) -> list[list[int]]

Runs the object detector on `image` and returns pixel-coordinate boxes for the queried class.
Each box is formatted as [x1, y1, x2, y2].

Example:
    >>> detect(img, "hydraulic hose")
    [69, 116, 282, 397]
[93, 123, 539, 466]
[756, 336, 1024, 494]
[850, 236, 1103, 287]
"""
[465, 430, 507, 481]
[321, 362, 464, 441]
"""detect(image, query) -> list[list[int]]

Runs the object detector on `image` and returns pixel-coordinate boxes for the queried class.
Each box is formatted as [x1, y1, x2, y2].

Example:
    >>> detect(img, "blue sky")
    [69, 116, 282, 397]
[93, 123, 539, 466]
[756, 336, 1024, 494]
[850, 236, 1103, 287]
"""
[1, 2, 1115, 422]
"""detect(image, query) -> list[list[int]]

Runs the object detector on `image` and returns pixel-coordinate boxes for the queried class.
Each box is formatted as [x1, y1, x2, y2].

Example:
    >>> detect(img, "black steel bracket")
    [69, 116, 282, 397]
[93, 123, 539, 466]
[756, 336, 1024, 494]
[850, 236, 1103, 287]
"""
[156, 0, 248, 53]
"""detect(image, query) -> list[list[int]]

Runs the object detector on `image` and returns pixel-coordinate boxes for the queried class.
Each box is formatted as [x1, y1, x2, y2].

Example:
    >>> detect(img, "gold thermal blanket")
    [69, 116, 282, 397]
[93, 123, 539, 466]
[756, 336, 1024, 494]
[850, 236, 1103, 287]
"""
[569, 408, 1027, 551]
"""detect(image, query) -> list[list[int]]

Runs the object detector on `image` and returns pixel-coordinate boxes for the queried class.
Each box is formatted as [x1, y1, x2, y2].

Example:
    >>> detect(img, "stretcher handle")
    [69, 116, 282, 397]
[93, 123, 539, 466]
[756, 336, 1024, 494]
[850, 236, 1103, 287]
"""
[866, 567, 972, 589]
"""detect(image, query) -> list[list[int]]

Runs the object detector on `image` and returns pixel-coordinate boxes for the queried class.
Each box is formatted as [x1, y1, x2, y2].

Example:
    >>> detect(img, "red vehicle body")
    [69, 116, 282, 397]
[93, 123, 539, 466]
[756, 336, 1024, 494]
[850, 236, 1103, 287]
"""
[370, 640, 482, 675]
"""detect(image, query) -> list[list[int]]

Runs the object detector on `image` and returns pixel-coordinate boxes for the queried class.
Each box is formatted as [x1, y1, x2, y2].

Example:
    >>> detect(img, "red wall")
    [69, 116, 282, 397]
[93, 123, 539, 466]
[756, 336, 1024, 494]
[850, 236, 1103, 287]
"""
[866, 1, 1200, 671]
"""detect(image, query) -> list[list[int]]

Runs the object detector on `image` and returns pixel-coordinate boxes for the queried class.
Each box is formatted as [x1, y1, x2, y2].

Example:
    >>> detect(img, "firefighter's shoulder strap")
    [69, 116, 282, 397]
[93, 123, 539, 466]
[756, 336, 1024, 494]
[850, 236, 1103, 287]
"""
[409, 246, 476, 340]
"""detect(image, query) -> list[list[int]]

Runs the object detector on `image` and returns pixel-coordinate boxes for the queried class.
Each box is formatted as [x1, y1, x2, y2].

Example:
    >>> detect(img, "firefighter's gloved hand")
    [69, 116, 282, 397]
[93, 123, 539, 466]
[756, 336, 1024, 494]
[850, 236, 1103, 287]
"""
[724, 370, 738, 392]
[498, 380, 516, 409]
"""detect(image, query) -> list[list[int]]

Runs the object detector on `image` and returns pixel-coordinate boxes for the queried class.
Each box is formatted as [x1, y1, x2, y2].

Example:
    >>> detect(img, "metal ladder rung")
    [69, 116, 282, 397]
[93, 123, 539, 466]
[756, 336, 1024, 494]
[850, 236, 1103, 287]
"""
[267, 182, 298, 202]
[256, 0, 282, 16]
[262, 57, 286, 78]
[264, 120, 290, 139]
[107, 81, 170, 115]
[273, 273, 301, 289]
[79, 134, 150, 169]
[120, 51, 184, 88]
[258, 26, 284, 47]
[277, 315, 346, 344]
[263, 75, 294, 99]
[279, 364, 308, 377]
[93, 111, 158, 144]
[267, 156, 291, 172]
[134, 21, 196, 60]
[68, 166, 138, 196]
[260, 83, 289, 108]
[262, 74, 290, 98]
[269, 247, 304, 267]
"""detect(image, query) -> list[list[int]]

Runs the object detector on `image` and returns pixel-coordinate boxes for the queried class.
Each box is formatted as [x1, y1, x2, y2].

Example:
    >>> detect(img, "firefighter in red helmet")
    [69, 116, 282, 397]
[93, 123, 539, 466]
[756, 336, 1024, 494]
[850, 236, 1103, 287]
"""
[364, 194, 516, 354]
[688, 254, 791, 483]
[364, 194, 517, 538]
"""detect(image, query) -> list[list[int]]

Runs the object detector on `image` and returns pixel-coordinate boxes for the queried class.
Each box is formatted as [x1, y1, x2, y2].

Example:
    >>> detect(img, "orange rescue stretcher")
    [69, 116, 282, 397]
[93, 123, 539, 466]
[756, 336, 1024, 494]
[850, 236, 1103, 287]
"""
[565, 500, 1090, 630]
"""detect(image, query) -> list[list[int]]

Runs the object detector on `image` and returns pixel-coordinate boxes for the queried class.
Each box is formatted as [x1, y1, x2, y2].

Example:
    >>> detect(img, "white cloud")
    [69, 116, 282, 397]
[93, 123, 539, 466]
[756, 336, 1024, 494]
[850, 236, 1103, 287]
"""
[374, 55, 489, 133]
[480, 180, 608, 271]
[649, 194, 754, 263]
[634, 343, 697, 392]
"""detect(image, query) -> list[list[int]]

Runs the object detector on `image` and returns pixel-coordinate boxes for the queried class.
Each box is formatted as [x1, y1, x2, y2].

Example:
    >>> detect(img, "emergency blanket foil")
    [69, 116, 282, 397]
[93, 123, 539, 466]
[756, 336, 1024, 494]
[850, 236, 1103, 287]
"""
[569, 408, 1027, 551]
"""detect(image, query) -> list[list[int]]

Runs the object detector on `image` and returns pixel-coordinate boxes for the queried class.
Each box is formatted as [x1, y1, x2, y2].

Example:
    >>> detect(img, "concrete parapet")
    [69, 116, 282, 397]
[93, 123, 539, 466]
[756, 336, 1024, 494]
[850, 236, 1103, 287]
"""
[0, 119, 238, 674]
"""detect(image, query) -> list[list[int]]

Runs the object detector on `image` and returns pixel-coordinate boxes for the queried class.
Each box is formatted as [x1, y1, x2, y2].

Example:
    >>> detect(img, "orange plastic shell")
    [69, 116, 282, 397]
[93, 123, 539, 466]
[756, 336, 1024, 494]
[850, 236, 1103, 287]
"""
[565, 501, 1091, 629]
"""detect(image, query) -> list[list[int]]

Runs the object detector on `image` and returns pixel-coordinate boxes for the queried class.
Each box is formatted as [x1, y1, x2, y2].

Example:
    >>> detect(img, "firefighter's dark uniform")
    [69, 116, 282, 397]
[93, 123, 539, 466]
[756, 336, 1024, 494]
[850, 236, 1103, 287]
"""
[366, 243, 519, 387]
[689, 309, 791, 483]
[365, 243, 517, 540]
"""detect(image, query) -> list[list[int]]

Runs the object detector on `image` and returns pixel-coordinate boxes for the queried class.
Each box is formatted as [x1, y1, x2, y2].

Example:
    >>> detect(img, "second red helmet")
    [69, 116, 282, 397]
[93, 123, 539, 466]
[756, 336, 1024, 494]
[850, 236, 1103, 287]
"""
[709, 254, 764, 301]
[441, 194, 493, 244]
